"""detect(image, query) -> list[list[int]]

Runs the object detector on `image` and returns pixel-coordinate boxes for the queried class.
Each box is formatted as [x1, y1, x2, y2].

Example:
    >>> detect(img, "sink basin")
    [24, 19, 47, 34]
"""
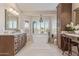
[74, 30, 79, 34]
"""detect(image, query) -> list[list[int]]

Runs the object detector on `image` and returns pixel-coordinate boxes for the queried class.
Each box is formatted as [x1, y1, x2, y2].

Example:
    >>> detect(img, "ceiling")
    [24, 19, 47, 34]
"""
[16, 3, 58, 13]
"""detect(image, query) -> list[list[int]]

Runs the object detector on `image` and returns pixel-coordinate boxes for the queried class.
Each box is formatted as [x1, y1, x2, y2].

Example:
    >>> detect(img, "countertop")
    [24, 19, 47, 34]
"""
[61, 31, 79, 43]
[61, 31, 79, 37]
[0, 32, 26, 36]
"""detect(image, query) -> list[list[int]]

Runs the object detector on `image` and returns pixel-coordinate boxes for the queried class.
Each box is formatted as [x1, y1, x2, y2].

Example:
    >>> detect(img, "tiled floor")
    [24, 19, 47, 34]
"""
[16, 41, 63, 56]
[16, 34, 78, 56]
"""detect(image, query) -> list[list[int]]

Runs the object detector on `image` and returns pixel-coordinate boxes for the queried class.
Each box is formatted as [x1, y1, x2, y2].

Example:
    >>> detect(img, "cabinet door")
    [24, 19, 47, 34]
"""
[57, 3, 72, 48]
[0, 36, 14, 56]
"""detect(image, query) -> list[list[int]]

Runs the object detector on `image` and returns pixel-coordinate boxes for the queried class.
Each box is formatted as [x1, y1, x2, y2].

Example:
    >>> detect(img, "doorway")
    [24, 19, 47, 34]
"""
[32, 17, 49, 44]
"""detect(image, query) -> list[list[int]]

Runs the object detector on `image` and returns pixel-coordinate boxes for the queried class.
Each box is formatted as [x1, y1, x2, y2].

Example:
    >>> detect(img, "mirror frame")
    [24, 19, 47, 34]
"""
[73, 7, 79, 25]
[5, 9, 18, 30]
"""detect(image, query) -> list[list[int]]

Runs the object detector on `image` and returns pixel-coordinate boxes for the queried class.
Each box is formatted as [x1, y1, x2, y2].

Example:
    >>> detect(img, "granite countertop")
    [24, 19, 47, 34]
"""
[61, 31, 79, 43]
[61, 31, 79, 37]
[0, 32, 25, 36]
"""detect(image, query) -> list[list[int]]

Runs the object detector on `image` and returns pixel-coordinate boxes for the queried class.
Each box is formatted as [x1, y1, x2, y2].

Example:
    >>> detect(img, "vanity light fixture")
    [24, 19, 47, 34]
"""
[7, 8, 19, 16]
[8, 8, 13, 12]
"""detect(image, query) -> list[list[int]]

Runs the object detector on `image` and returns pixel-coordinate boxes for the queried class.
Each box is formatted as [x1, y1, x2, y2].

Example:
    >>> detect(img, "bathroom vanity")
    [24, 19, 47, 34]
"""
[0, 32, 27, 56]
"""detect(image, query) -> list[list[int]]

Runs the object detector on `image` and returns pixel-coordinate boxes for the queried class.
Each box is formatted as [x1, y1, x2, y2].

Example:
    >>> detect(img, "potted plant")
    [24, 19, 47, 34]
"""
[65, 22, 75, 32]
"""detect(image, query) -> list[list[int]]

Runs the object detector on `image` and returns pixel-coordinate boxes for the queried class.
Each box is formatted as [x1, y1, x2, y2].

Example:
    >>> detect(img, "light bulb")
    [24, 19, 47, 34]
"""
[7, 8, 19, 16]
[8, 8, 13, 12]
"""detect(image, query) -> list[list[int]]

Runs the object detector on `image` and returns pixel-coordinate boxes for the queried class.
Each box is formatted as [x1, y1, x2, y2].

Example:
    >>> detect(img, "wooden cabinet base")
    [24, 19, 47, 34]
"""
[0, 33, 27, 56]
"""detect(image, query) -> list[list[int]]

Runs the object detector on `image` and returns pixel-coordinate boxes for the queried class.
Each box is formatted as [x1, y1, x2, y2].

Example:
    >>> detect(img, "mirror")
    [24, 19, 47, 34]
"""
[5, 9, 18, 30]
[74, 8, 79, 25]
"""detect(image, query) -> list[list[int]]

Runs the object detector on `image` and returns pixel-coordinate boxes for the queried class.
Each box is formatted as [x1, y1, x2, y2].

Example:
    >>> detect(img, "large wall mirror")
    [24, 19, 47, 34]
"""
[5, 9, 18, 30]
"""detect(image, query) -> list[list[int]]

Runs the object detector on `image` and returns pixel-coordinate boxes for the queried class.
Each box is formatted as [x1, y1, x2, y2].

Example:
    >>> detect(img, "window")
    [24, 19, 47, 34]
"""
[33, 20, 49, 34]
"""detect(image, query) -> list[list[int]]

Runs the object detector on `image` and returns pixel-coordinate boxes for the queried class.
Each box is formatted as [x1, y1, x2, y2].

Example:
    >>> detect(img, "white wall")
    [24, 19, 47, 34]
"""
[51, 14, 57, 37]
[0, 4, 5, 33]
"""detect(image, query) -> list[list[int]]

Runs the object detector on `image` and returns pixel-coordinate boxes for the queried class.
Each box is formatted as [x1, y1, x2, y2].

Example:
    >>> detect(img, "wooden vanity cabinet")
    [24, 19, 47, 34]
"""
[0, 33, 27, 56]
[57, 3, 72, 48]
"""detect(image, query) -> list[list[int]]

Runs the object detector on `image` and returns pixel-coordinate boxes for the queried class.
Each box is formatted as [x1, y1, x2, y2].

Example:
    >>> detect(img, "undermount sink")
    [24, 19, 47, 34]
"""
[74, 30, 79, 34]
